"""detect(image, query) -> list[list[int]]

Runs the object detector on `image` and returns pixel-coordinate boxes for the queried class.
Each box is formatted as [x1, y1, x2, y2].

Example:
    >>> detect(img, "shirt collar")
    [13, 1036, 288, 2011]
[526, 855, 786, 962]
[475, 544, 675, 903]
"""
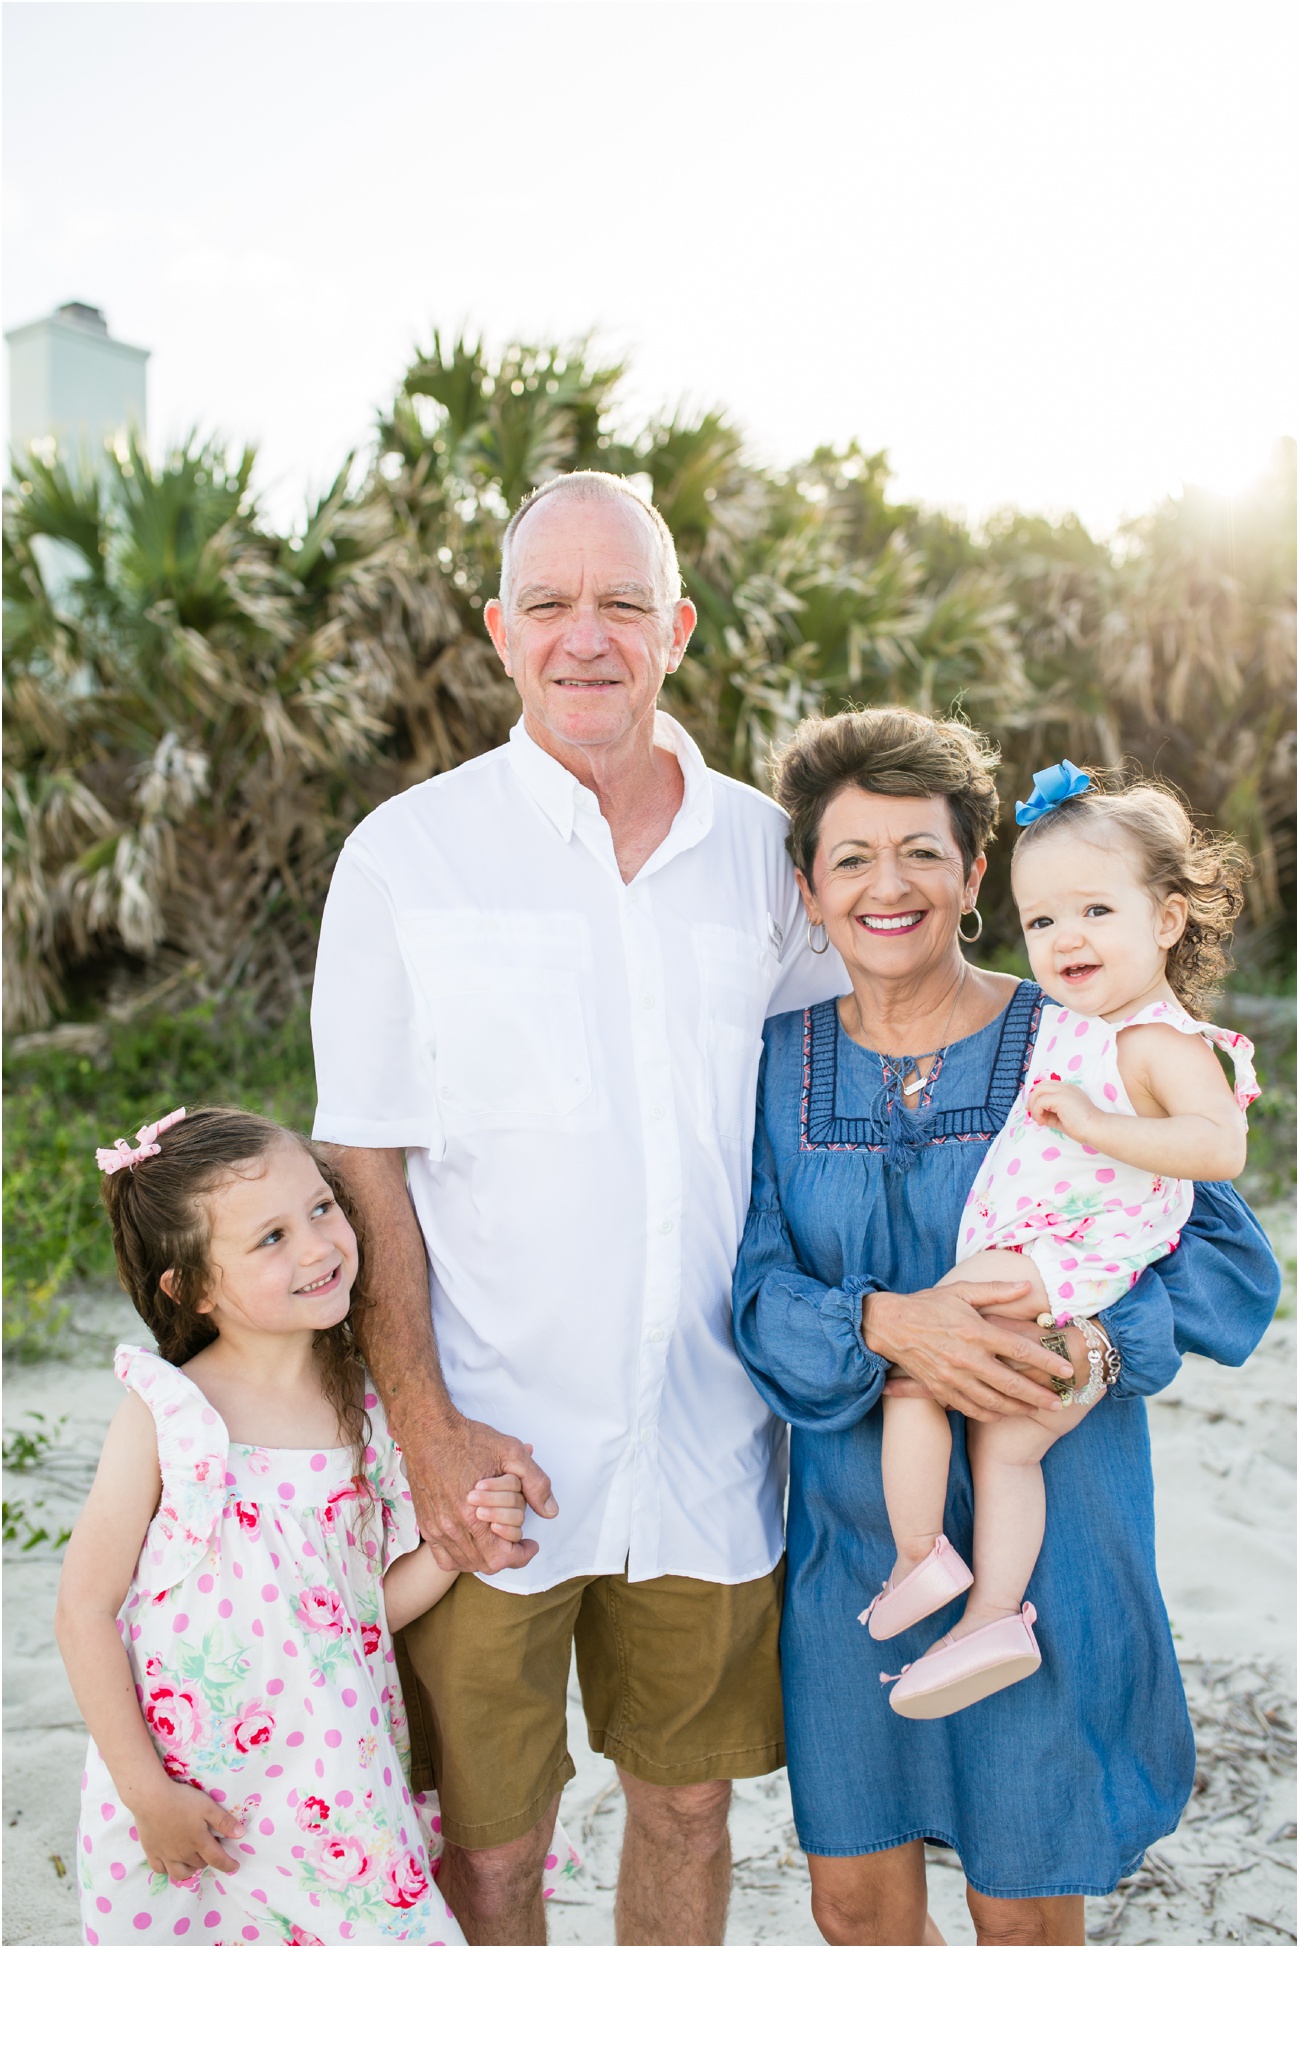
[506, 710, 715, 853]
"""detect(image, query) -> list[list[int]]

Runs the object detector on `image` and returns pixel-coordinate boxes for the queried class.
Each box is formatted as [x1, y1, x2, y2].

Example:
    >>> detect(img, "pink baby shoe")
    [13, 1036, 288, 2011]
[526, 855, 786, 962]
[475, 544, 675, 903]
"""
[882, 1603, 1041, 1719]
[858, 1535, 974, 1642]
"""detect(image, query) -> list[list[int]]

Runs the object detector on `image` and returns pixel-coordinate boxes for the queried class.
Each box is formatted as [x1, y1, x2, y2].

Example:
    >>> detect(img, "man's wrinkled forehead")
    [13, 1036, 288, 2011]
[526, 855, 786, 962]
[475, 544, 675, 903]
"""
[508, 492, 665, 603]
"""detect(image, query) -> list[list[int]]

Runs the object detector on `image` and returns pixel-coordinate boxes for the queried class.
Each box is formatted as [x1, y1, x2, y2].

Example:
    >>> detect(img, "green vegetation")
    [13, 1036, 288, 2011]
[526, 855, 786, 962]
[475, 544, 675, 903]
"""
[4, 1001, 314, 1351]
[5, 335, 1294, 1027]
[3, 329, 1293, 1340]
[2, 1413, 72, 1548]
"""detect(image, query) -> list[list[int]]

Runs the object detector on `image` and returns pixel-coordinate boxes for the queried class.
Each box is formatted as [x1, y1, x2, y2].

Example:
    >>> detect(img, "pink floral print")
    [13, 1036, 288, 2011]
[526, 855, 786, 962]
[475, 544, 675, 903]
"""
[76, 1347, 469, 1947]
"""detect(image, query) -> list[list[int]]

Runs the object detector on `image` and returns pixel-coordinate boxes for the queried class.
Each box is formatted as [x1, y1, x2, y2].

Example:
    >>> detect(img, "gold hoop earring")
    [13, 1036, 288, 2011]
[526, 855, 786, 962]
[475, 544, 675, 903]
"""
[959, 906, 983, 944]
[807, 922, 830, 955]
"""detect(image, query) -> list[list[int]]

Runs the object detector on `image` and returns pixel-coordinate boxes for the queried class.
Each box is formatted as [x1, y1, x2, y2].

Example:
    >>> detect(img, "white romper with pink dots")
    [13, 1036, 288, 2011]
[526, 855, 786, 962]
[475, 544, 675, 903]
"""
[76, 1346, 580, 1946]
[956, 998, 1259, 1324]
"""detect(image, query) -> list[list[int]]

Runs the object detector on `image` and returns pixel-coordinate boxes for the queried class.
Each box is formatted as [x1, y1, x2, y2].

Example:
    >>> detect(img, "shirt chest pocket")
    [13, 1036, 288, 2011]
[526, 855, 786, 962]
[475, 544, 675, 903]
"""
[693, 924, 774, 1142]
[400, 911, 593, 1128]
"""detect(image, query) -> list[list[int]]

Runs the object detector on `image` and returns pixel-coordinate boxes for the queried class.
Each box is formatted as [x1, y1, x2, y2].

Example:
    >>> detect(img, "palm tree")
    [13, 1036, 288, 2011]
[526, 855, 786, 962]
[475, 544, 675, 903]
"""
[988, 441, 1296, 971]
[3, 437, 394, 1026]
[6, 338, 1292, 1029]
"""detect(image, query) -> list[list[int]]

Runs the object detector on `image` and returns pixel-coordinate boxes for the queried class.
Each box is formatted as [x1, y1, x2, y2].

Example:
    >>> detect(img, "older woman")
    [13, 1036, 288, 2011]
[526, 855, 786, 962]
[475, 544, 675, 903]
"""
[732, 708, 1280, 1945]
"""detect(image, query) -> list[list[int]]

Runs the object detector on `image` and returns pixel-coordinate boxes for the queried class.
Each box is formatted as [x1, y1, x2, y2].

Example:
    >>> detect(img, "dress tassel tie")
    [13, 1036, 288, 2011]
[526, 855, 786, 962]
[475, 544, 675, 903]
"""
[882, 1091, 919, 1174]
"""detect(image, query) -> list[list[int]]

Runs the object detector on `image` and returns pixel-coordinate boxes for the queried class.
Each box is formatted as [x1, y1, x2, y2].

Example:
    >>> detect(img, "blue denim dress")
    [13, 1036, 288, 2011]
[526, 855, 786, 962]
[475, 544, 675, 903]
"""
[732, 987, 1281, 1898]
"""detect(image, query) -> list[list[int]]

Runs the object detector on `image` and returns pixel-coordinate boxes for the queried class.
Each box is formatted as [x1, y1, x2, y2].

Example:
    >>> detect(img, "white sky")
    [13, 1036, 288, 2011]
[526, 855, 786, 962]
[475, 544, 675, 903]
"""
[3, 0, 1295, 534]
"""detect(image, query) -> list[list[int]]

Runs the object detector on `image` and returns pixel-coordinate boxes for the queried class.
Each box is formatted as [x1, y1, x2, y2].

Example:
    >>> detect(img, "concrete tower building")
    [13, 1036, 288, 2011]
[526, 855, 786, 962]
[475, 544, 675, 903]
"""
[5, 301, 149, 472]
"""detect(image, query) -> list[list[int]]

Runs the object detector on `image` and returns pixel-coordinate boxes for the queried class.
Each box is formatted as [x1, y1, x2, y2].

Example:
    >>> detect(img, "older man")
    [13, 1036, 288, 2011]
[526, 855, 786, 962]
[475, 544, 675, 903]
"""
[310, 472, 843, 1944]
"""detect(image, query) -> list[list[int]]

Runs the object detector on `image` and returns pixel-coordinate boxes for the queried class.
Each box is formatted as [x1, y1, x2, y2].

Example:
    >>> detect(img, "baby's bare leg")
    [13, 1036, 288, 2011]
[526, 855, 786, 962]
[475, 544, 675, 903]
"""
[938, 1247, 1054, 1326]
[936, 1248, 1088, 1637]
[880, 1393, 954, 1577]
[954, 1399, 1098, 1636]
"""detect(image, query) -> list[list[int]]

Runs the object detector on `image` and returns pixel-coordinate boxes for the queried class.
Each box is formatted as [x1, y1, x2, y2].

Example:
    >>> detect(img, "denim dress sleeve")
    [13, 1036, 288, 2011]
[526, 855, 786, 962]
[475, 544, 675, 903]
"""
[733, 1045, 891, 1430]
[1099, 1179, 1282, 1397]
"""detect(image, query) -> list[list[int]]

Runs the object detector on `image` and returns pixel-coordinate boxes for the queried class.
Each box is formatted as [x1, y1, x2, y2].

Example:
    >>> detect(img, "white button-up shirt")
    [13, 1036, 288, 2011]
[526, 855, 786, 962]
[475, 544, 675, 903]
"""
[311, 713, 846, 1592]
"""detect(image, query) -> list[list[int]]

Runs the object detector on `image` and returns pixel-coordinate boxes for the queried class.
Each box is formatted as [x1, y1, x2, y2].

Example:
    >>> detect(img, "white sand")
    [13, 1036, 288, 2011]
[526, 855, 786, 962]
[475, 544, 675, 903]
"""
[5, 1212, 1294, 1946]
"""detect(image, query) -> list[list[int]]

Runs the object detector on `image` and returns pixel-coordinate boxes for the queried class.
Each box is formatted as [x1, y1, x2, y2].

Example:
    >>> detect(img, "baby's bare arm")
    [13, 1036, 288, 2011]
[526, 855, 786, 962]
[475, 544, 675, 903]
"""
[1030, 1025, 1246, 1180]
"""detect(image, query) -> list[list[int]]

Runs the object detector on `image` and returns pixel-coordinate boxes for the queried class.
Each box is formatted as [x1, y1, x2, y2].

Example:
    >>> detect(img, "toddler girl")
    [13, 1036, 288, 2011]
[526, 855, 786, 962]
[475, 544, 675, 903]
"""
[56, 1105, 577, 1945]
[862, 764, 1259, 1719]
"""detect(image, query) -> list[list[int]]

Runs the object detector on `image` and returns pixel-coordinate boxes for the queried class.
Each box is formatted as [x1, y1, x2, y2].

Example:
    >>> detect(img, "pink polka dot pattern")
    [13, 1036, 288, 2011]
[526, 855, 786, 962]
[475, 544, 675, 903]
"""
[74, 1347, 555, 1947]
[954, 995, 1257, 1326]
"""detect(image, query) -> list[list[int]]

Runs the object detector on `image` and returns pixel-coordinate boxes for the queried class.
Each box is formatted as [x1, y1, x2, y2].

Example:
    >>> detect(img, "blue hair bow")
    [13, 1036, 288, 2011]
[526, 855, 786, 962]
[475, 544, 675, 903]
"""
[1015, 760, 1091, 826]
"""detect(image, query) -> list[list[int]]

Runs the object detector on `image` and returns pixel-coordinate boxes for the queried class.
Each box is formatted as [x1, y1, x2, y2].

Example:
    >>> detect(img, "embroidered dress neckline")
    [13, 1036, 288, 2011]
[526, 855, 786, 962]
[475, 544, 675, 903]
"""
[800, 981, 1045, 1155]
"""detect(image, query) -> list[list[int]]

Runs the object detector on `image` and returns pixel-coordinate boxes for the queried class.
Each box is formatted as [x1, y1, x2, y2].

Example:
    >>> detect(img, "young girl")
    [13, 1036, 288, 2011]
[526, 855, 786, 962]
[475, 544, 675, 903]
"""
[861, 764, 1259, 1719]
[57, 1105, 577, 1946]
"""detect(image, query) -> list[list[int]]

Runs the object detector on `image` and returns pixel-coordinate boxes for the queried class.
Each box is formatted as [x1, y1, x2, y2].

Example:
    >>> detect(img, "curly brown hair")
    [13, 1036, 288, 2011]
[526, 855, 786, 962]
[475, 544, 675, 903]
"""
[1013, 773, 1251, 1013]
[771, 707, 1001, 881]
[99, 1106, 371, 1485]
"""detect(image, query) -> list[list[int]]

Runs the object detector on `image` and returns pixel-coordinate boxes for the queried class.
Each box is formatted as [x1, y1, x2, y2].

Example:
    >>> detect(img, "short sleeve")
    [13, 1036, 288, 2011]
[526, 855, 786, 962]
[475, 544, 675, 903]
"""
[114, 1345, 228, 1598]
[363, 1384, 422, 1569]
[311, 839, 446, 1157]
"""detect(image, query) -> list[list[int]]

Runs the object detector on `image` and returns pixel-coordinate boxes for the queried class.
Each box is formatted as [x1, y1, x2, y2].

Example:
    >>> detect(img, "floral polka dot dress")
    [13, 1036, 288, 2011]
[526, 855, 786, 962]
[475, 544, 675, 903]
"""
[957, 999, 1259, 1322]
[77, 1346, 476, 1947]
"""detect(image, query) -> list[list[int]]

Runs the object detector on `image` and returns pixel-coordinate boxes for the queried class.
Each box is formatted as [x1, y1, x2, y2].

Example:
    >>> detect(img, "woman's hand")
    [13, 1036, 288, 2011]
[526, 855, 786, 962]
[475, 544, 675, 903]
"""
[866, 1280, 1073, 1422]
[133, 1780, 245, 1884]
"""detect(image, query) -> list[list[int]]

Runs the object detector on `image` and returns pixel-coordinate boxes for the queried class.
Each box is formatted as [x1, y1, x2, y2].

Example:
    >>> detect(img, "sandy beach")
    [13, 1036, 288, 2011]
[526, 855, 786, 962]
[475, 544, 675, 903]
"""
[5, 1209, 1294, 1947]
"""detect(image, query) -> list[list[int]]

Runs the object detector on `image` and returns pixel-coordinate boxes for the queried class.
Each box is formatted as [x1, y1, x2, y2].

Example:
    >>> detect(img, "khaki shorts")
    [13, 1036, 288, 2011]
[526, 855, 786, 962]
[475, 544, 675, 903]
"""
[396, 1563, 785, 1849]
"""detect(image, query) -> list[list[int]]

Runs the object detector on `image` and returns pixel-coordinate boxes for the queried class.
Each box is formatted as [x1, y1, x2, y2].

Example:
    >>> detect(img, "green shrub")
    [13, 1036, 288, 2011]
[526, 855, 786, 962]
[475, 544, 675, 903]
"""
[3, 1002, 316, 1355]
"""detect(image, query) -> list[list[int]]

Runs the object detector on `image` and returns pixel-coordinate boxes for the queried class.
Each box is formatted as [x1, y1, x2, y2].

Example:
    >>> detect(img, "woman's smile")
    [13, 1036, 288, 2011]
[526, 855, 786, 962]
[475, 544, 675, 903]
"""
[855, 909, 930, 935]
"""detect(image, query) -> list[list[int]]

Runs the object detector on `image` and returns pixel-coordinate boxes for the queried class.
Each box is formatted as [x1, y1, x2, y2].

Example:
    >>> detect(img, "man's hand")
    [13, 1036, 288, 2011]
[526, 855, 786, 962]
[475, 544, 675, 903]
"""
[405, 1411, 558, 1574]
[134, 1780, 245, 1885]
[867, 1279, 1074, 1423]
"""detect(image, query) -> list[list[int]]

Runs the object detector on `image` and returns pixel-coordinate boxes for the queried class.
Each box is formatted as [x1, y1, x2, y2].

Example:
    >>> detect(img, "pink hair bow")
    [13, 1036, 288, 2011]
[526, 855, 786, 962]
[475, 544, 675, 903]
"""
[96, 1107, 186, 1175]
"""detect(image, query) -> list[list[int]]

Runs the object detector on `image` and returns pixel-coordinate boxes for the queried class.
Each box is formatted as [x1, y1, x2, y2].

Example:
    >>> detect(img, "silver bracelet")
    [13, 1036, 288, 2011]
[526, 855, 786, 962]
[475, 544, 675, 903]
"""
[1037, 1318, 1121, 1407]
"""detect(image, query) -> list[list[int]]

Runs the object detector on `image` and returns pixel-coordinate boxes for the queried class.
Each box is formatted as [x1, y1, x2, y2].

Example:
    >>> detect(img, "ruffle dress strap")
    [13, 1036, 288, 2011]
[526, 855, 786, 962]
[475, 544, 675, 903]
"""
[1196, 1023, 1260, 1113]
[114, 1344, 229, 1599]
[1121, 1000, 1260, 1114]
[362, 1381, 422, 1568]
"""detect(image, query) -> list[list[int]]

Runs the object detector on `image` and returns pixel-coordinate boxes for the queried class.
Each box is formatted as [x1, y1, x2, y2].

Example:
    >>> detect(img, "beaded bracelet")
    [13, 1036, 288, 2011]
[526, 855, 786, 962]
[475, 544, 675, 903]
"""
[1036, 1318, 1122, 1407]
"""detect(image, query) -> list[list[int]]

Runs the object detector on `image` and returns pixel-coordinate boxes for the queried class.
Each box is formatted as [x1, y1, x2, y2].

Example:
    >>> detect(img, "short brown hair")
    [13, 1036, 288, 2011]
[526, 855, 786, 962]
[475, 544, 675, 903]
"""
[1013, 775, 1250, 1012]
[100, 1106, 371, 1484]
[771, 707, 1001, 880]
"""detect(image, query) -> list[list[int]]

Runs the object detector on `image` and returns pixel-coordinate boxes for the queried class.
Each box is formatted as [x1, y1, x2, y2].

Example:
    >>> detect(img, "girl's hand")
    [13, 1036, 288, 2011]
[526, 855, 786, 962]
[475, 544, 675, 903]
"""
[133, 1780, 245, 1884]
[466, 1469, 526, 1541]
[1027, 1080, 1103, 1143]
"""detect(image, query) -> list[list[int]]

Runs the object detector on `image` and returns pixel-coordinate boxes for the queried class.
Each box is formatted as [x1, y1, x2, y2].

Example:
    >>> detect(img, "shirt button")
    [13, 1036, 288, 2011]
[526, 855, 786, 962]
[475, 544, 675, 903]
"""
[650, 1105, 666, 1120]
[647, 1328, 665, 1343]
[639, 1427, 654, 1447]
[641, 994, 656, 1009]
[659, 1219, 674, 1235]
